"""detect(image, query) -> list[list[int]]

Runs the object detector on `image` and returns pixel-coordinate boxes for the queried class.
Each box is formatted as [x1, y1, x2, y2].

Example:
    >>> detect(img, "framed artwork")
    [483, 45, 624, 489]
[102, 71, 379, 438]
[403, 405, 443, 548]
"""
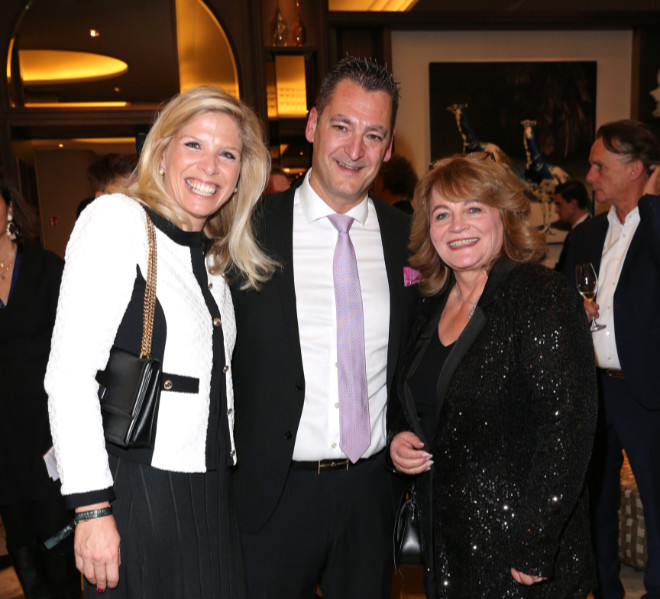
[429, 61, 597, 264]
[429, 61, 596, 177]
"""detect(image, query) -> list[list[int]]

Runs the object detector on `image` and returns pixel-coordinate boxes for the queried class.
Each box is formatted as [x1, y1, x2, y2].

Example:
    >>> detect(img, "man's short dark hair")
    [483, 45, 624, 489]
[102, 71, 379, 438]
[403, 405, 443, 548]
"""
[87, 153, 138, 193]
[377, 155, 418, 200]
[555, 180, 589, 210]
[597, 119, 660, 176]
[316, 56, 400, 134]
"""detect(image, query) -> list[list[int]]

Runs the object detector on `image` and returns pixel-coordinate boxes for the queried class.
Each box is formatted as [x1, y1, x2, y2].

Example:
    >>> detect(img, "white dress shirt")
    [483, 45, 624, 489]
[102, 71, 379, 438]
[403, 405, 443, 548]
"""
[593, 205, 640, 369]
[292, 171, 390, 461]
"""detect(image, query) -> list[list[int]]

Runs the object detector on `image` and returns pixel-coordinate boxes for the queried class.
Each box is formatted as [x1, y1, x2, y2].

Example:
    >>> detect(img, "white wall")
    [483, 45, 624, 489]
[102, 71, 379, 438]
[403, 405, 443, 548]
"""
[392, 29, 634, 179]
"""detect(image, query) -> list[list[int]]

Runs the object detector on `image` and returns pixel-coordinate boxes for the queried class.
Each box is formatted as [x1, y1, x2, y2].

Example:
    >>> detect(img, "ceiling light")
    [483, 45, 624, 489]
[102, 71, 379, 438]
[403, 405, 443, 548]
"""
[18, 50, 128, 85]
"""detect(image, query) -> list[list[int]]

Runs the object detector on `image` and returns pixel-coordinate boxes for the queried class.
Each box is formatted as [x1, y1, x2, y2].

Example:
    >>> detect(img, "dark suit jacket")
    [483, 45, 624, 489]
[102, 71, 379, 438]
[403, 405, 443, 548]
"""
[554, 214, 591, 272]
[562, 194, 660, 409]
[231, 185, 418, 533]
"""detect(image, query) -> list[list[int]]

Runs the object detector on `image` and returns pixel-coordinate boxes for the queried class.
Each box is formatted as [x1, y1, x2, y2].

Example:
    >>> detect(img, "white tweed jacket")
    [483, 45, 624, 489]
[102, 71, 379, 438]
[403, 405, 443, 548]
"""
[46, 194, 237, 498]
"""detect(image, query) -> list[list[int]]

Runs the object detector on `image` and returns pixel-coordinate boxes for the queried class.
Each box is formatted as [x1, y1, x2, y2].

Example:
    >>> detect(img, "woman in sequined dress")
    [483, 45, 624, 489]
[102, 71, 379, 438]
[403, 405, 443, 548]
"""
[389, 153, 598, 597]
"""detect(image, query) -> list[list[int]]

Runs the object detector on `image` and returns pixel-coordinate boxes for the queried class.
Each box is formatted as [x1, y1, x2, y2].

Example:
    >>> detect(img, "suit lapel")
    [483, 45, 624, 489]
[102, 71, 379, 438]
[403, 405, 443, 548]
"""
[373, 198, 407, 390]
[586, 215, 609, 275]
[264, 190, 304, 371]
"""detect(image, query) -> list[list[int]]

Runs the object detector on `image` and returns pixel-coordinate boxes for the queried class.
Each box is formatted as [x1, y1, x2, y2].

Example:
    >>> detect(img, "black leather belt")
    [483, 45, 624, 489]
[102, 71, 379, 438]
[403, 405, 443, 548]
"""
[599, 368, 624, 379]
[291, 451, 380, 475]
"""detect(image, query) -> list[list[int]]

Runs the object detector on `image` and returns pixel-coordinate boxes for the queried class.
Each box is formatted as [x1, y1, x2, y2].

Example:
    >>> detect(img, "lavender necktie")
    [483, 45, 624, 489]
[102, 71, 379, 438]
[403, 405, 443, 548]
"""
[328, 213, 370, 463]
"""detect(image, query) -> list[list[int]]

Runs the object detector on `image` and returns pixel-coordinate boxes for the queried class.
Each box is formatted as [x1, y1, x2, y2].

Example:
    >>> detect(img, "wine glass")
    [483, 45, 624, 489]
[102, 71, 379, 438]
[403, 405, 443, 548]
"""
[575, 263, 606, 332]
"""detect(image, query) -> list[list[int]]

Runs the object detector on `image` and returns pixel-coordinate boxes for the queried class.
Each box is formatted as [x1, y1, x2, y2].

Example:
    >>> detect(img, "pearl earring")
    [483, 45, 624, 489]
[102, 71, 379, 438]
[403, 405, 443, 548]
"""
[159, 166, 165, 176]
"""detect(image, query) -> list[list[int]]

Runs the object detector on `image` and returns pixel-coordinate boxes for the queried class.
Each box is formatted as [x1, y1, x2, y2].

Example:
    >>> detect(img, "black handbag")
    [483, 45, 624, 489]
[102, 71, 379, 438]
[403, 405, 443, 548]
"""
[96, 212, 161, 449]
[394, 481, 422, 568]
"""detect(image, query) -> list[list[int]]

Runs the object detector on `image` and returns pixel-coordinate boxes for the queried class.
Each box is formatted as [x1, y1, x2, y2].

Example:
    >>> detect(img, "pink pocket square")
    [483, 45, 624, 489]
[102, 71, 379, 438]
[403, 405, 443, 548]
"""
[403, 266, 421, 287]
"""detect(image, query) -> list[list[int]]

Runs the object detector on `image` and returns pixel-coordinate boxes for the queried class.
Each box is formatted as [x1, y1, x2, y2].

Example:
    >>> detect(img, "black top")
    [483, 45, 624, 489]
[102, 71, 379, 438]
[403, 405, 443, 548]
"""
[0, 244, 64, 503]
[408, 331, 453, 443]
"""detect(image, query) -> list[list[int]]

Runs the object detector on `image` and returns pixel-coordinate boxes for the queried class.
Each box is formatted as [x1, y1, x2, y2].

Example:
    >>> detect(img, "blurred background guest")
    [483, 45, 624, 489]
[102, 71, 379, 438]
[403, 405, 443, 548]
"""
[553, 179, 591, 271]
[263, 166, 290, 196]
[389, 152, 597, 597]
[371, 154, 418, 214]
[0, 168, 81, 598]
[76, 153, 138, 219]
[46, 85, 275, 597]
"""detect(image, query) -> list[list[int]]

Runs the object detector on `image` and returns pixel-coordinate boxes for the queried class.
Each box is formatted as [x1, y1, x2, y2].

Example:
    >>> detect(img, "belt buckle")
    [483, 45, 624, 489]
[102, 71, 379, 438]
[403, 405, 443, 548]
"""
[317, 459, 350, 474]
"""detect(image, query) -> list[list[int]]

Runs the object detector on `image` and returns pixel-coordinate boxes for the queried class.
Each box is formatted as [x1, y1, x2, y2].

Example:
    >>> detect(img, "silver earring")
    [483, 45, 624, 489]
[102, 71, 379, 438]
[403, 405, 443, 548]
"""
[6, 214, 17, 241]
[159, 166, 165, 176]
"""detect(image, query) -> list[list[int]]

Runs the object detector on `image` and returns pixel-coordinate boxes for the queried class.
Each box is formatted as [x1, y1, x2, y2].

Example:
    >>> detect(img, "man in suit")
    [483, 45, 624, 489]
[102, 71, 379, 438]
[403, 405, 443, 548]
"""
[553, 179, 591, 271]
[231, 57, 417, 599]
[562, 120, 660, 599]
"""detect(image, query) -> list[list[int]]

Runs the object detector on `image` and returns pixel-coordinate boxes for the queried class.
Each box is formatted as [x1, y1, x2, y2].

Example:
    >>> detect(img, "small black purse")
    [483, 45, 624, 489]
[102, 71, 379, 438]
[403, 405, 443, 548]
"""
[394, 481, 422, 568]
[96, 212, 161, 449]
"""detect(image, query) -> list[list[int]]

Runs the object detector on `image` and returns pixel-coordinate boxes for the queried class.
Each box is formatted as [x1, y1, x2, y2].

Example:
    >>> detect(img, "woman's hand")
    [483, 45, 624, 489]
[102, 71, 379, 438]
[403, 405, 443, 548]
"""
[510, 567, 547, 585]
[390, 431, 433, 474]
[74, 503, 121, 591]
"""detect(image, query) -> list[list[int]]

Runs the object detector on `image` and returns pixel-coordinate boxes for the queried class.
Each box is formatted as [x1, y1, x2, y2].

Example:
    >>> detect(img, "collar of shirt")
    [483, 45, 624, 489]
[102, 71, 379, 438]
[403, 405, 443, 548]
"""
[298, 169, 369, 225]
[606, 203, 640, 230]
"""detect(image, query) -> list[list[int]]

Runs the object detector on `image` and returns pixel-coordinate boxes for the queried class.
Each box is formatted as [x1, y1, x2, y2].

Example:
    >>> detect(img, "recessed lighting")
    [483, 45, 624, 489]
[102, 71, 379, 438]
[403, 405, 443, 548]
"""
[114, 86, 120, 93]
[90, 29, 100, 38]
[58, 143, 64, 148]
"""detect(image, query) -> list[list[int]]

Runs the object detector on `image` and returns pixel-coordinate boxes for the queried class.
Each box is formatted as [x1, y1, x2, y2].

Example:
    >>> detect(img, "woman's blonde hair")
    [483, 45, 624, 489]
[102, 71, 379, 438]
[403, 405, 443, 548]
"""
[409, 152, 547, 296]
[127, 85, 276, 289]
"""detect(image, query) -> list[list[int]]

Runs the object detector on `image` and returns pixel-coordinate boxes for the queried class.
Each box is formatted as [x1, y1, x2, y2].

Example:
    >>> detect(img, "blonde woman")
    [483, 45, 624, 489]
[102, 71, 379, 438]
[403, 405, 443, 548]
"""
[46, 86, 275, 598]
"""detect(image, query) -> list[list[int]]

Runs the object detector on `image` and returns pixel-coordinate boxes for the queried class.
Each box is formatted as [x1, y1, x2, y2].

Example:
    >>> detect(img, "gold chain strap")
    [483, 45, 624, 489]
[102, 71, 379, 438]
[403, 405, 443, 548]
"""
[140, 213, 157, 359]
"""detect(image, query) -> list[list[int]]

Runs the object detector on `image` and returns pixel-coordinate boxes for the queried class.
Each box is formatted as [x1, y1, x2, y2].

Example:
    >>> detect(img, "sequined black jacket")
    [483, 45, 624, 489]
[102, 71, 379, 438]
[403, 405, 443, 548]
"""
[392, 258, 598, 598]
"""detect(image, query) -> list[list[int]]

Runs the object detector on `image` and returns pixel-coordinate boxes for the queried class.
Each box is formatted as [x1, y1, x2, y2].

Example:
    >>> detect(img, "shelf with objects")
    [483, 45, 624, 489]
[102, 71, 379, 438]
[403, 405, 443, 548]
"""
[263, 0, 323, 182]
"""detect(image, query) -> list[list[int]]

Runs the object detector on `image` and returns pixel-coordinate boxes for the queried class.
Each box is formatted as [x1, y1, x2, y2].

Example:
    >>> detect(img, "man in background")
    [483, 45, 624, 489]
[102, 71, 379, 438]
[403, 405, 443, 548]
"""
[553, 179, 591, 271]
[76, 153, 137, 218]
[562, 119, 660, 599]
[264, 166, 291, 195]
[371, 153, 418, 214]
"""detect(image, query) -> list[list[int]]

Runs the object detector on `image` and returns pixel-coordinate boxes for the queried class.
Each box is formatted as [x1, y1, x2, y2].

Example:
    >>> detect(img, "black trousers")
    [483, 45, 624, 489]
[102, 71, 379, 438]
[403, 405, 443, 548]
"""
[240, 451, 404, 599]
[590, 371, 660, 599]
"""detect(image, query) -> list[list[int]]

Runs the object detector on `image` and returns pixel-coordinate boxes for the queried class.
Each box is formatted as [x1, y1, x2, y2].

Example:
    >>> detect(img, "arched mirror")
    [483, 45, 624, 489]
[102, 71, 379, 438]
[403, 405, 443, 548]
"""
[4, 0, 239, 258]
[7, 0, 239, 108]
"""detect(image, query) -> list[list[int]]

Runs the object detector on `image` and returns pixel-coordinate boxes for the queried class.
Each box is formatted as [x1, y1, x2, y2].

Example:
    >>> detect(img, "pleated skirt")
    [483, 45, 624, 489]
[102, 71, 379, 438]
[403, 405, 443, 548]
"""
[85, 455, 246, 599]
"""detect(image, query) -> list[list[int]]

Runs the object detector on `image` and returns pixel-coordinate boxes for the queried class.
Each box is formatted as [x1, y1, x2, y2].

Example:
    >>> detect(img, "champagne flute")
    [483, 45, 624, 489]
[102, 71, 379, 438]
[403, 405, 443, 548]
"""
[575, 263, 606, 332]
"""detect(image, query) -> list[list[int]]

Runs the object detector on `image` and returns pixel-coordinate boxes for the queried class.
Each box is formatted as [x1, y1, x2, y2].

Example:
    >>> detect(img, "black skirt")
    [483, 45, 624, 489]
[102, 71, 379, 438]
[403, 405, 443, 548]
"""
[86, 456, 246, 598]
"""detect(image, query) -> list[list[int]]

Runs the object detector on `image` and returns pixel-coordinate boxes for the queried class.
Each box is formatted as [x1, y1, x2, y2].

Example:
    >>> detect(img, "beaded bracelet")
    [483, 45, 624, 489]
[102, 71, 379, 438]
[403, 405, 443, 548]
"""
[74, 506, 113, 526]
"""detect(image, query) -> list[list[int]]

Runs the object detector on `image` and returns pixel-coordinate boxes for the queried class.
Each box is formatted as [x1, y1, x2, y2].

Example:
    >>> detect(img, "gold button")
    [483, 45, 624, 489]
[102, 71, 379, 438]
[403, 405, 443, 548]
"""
[213, 317, 221, 327]
[163, 379, 173, 390]
[222, 364, 229, 373]
[227, 408, 233, 415]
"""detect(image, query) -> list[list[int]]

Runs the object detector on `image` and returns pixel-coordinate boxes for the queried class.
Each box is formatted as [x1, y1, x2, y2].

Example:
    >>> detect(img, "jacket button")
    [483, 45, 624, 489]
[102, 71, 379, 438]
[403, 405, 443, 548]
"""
[222, 364, 229, 373]
[163, 379, 173, 390]
[213, 317, 221, 327]
[295, 380, 305, 391]
[284, 431, 293, 440]
[208, 282, 213, 289]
